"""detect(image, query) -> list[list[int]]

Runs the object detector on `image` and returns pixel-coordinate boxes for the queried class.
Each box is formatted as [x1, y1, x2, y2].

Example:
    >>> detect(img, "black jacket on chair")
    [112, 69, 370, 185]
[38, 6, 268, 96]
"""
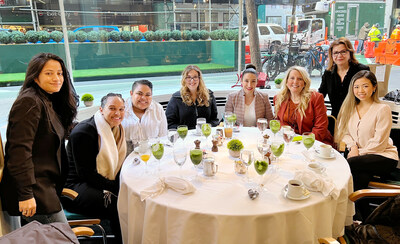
[0, 87, 67, 216]
[165, 89, 219, 130]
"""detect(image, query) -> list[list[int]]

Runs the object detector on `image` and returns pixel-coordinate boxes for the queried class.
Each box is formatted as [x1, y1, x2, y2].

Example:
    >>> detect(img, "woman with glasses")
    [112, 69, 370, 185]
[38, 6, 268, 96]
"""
[274, 66, 333, 145]
[166, 65, 219, 129]
[225, 64, 274, 126]
[318, 37, 370, 118]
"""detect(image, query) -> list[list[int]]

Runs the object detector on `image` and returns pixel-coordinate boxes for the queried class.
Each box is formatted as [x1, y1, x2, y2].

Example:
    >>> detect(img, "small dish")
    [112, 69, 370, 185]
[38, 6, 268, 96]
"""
[314, 149, 335, 159]
[307, 163, 326, 174]
[282, 184, 310, 201]
[133, 147, 139, 153]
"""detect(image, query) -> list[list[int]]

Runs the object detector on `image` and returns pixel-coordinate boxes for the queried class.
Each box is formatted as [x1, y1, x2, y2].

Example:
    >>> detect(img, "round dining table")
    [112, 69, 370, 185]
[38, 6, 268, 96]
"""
[118, 127, 355, 244]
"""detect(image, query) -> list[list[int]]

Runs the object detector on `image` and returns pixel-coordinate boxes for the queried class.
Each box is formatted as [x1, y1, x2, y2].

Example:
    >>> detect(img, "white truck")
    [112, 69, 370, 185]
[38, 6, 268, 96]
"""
[243, 23, 287, 52]
[289, 18, 326, 48]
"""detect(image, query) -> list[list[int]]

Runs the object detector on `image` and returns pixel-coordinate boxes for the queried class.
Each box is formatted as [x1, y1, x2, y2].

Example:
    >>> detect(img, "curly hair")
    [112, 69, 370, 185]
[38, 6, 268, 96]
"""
[274, 66, 312, 120]
[180, 65, 210, 107]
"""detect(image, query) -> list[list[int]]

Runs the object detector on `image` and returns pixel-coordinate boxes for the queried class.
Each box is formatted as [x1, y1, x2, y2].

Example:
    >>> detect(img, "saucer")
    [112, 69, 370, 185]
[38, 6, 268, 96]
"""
[314, 149, 335, 159]
[307, 164, 326, 174]
[282, 185, 310, 201]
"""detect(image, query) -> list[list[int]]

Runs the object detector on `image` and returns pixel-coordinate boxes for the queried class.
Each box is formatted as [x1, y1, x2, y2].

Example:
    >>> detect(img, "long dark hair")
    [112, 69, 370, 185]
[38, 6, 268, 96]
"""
[21, 53, 78, 133]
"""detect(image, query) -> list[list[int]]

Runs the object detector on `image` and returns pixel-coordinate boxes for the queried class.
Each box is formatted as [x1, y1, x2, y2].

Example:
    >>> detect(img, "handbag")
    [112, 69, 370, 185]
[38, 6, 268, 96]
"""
[383, 89, 400, 103]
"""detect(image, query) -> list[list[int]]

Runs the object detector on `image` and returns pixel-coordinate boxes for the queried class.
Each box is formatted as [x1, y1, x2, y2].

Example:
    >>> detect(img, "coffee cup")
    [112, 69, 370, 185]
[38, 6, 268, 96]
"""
[287, 179, 305, 198]
[203, 156, 218, 177]
[319, 144, 332, 157]
[308, 163, 324, 173]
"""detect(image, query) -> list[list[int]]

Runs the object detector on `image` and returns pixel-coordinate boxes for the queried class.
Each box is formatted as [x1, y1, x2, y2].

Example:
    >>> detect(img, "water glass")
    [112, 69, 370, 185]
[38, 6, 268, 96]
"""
[257, 118, 268, 136]
[168, 129, 179, 146]
[173, 144, 187, 178]
[240, 149, 254, 182]
[196, 118, 206, 136]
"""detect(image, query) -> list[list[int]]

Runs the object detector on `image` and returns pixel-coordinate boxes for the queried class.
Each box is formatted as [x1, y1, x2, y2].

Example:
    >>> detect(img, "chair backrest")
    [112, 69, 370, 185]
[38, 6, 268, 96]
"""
[327, 115, 336, 138]
[0, 132, 4, 183]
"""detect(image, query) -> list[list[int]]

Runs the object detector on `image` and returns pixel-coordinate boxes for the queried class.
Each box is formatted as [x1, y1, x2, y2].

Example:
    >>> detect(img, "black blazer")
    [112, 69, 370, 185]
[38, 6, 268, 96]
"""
[165, 89, 219, 129]
[65, 116, 120, 195]
[319, 62, 370, 118]
[0, 87, 67, 215]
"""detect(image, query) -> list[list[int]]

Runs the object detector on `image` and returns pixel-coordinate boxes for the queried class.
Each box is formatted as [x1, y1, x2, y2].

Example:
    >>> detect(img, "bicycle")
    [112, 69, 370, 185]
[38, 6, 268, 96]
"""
[303, 45, 329, 76]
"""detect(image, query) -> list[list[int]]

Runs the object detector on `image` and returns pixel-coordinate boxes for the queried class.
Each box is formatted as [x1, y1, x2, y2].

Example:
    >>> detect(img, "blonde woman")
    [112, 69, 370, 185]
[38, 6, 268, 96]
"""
[166, 65, 219, 129]
[274, 66, 333, 145]
[319, 37, 369, 118]
[225, 64, 273, 126]
[336, 70, 398, 192]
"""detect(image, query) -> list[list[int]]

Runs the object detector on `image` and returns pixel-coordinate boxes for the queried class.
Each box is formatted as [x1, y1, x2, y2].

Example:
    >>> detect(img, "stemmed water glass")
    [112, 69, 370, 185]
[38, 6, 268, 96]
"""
[302, 132, 315, 161]
[173, 144, 187, 178]
[282, 126, 295, 153]
[257, 118, 268, 136]
[168, 129, 179, 146]
[138, 140, 151, 175]
[177, 125, 188, 141]
[151, 138, 164, 173]
[201, 123, 212, 148]
[254, 156, 269, 192]
[240, 149, 254, 183]
[270, 139, 285, 165]
[269, 120, 281, 138]
[257, 138, 270, 159]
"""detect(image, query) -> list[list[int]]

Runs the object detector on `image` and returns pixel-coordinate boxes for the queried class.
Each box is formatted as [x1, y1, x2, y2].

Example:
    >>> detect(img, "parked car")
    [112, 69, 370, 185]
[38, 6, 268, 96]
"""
[73, 26, 119, 33]
[243, 23, 287, 52]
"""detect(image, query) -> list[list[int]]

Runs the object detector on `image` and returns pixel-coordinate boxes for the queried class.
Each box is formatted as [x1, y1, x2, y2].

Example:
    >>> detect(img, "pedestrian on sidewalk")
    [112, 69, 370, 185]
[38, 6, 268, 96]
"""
[357, 22, 370, 54]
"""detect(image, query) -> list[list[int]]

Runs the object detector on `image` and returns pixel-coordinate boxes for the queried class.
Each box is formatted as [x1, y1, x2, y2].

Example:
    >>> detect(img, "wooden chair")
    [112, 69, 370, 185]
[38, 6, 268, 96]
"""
[327, 115, 336, 138]
[318, 188, 400, 244]
[61, 188, 107, 243]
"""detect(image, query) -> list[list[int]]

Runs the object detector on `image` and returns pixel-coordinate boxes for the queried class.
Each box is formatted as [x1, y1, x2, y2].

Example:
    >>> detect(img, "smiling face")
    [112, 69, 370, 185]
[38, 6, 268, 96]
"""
[34, 59, 64, 94]
[332, 44, 350, 66]
[353, 77, 376, 102]
[131, 84, 152, 111]
[100, 96, 125, 128]
[241, 73, 257, 95]
[184, 69, 200, 93]
[286, 69, 305, 96]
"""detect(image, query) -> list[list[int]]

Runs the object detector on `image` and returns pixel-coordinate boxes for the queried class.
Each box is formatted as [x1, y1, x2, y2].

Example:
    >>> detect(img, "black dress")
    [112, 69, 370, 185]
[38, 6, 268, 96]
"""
[318, 62, 370, 118]
[165, 89, 219, 129]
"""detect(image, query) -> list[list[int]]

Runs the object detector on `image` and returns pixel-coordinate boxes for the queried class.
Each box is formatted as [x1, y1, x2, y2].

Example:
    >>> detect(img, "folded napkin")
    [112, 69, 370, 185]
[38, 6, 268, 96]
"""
[294, 170, 339, 200]
[140, 176, 196, 201]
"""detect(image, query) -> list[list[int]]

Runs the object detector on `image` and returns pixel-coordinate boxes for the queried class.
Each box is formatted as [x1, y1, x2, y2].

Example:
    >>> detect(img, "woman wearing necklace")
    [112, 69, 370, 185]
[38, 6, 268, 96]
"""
[335, 70, 398, 220]
[274, 66, 333, 145]
[318, 37, 370, 118]
[225, 64, 273, 127]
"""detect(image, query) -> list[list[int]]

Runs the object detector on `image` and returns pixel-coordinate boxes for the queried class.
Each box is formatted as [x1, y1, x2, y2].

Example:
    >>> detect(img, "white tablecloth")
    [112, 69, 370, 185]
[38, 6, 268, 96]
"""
[118, 127, 354, 244]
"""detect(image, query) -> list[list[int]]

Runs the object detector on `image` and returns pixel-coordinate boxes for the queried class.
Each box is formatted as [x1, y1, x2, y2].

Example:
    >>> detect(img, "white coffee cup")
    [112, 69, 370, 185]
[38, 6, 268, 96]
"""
[308, 163, 324, 173]
[287, 179, 305, 198]
[319, 144, 332, 157]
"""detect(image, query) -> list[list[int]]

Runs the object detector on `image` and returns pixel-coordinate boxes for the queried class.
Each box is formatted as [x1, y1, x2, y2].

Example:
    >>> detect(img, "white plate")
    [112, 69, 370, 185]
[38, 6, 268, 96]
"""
[314, 149, 335, 159]
[282, 185, 311, 201]
[307, 163, 326, 174]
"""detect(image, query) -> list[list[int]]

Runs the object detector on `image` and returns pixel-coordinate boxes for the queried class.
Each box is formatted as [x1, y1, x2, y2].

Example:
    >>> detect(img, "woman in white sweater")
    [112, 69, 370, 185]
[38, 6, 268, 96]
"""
[336, 70, 398, 191]
[336, 70, 398, 220]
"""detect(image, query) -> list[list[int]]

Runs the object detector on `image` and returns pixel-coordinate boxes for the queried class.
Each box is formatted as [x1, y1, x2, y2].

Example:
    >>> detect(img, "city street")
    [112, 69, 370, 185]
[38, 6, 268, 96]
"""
[0, 67, 399, 140]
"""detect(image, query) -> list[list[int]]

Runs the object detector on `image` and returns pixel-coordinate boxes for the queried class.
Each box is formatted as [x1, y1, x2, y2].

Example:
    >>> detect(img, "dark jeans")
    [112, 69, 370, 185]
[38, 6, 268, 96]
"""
[347, 154, 398, 220]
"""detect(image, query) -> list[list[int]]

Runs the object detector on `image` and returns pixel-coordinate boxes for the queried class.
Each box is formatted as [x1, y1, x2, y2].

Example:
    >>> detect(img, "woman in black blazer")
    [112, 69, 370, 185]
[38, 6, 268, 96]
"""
[0, 53, 78, 224]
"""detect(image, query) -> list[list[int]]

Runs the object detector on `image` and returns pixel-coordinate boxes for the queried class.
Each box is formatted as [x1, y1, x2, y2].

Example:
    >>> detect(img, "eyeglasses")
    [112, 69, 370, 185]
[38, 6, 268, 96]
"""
[333, 50, 348, 57]
[185, 76, 199, 81]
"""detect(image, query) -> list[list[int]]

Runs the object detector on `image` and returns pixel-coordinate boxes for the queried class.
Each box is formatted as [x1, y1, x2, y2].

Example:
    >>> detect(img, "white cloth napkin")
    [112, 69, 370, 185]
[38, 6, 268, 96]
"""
[140, 176, 196, 201]
[294, 170, 340, 200]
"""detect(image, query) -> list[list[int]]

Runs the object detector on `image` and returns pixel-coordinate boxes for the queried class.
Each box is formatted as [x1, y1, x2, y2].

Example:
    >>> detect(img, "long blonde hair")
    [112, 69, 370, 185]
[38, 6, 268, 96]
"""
[274, 66, 312, 120]
[327, 37, 359, 71]
[335, 70, 380, 142]
[180, 65, 210, 106]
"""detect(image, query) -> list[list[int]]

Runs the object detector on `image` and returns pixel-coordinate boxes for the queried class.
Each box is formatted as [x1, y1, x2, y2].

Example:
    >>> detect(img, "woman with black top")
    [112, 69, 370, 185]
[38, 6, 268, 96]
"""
[166, 65, 219, 129]
[318, 37, 370, 118]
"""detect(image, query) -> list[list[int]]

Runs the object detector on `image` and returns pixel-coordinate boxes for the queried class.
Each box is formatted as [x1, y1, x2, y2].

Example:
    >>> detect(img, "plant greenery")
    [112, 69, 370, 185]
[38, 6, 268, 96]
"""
[199, 30, 209, 40]
[143, 31, 154, 41]
[11, 31, 26, 44]
[274, 78, 283, 84]
[38, 30, 51, 43]
[75, 31, 87, 42]
[99, 30, 109, 42]
[0, 31, 11, 44]
[161, 30, 170, 41]
[120, 31, 131, 41]
[81, 93, 94, 102]
[191, 30, 200, 40]
[109, 31, 120, 42]
[182, 30, 192, 40]
[50, 31, 63, 43]
[26, 30, 39, 43]
[67, 31, 76, 42]
[131, 31, 143, 41]
[87, 31, 99, 42]
[171, 30, 181, 41]
[227, 139, 244, 151]
[153, 30, 163, 41]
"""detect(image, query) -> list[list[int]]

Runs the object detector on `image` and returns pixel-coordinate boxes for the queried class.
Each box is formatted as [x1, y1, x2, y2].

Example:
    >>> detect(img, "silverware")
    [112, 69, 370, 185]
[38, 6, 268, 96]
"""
[133, 158, 140, 166]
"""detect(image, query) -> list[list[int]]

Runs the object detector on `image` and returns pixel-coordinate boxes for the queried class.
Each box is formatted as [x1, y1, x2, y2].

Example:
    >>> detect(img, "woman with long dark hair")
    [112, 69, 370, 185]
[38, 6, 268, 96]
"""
[0, 53, 78, 224]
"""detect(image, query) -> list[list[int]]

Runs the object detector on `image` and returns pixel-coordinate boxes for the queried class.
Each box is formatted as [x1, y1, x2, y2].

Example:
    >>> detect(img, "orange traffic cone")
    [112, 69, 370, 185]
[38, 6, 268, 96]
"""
[382, 33, 388, 42]
[364, 41, 375, 58]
